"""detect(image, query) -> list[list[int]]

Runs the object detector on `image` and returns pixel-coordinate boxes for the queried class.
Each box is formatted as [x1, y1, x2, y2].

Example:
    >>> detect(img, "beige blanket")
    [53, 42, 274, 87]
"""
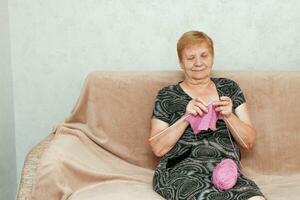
[31, 71, 181, 199]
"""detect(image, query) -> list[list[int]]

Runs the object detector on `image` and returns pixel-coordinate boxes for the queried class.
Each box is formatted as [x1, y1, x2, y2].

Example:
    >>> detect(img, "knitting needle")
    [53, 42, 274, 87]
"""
[148, 115, 189, 142]
[223, 117, 248, 149]
[148, 96, 248, 149]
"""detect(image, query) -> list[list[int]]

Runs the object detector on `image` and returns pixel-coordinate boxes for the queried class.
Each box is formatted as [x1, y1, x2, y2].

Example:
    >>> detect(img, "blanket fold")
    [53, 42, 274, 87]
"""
[31, 71, 179, 200]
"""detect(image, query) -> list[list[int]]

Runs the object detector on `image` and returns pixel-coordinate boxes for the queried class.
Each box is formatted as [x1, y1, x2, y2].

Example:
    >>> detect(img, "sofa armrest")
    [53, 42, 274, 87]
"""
[16, 133, 55, 200]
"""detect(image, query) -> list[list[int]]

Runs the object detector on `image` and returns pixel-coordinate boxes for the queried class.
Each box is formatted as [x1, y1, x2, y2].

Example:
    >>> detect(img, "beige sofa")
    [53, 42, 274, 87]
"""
[17, 71, 300, 200]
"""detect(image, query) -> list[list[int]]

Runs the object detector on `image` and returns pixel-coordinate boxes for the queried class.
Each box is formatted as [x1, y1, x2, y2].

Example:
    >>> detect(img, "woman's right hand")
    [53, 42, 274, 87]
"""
[185, 97, 209, 116]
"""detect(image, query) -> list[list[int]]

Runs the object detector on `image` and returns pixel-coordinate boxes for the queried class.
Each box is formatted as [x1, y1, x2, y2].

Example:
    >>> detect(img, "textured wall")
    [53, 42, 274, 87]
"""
[8, 0, 300, 183]
[0, 0, 17, 199]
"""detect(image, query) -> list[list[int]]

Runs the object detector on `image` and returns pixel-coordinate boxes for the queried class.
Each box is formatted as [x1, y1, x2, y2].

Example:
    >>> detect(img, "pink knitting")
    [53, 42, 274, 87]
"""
[185, 103, 223, 134]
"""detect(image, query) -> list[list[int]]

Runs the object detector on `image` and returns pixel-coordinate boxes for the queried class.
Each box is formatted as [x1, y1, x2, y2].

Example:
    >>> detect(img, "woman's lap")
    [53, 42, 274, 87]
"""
[153, 159, 265, 200]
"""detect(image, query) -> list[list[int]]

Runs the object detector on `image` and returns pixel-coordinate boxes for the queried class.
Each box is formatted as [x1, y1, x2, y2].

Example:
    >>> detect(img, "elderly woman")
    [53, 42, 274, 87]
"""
[150, 31, 265, 200]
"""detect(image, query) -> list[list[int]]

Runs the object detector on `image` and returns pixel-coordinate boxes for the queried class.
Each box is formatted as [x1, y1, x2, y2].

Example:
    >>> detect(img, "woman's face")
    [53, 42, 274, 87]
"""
[180, 42, 213, 81]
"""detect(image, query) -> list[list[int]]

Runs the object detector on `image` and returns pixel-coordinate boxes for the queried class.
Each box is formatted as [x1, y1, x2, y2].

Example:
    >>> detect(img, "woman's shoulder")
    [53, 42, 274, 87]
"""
[214, 77, 240, 87]
[157, 83, 180, 93]
[156, 83, 182, 98]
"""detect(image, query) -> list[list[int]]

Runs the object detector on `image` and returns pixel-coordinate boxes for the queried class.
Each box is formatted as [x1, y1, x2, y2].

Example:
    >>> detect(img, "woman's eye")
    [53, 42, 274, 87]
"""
[187, 57, 194, 60]
[202, 54, 208, 57]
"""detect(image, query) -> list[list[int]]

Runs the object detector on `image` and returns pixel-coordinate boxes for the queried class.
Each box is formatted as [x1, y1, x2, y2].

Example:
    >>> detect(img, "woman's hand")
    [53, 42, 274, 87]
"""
[185, 97, 208, 116]
[212, 96, 233, 117]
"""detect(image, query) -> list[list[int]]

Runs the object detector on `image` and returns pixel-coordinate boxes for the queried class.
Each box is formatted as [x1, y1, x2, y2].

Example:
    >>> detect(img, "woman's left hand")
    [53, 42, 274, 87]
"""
[212, 96, 233, 118]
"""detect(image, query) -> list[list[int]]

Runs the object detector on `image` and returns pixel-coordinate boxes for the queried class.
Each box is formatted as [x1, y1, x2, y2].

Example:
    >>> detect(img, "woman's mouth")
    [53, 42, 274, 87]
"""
[192, 67, 206, 71]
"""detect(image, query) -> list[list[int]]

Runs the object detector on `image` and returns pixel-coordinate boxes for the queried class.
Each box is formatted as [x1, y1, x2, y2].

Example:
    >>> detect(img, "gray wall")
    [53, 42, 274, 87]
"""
[0, 0, 17, 199]
[2, 0, 300, 196]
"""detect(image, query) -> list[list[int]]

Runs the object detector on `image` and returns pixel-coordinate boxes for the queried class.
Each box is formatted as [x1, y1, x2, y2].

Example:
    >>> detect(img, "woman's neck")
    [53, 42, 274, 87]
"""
[182, 77, 212, 90]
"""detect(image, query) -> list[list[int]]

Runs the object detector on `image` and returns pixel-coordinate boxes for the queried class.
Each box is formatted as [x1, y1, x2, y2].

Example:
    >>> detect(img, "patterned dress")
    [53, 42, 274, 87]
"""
[152, 77, 265, 200]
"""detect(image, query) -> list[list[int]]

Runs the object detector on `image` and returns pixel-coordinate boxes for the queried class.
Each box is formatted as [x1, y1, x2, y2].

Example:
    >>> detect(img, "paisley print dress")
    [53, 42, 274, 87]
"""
[152, 77, 265, 200]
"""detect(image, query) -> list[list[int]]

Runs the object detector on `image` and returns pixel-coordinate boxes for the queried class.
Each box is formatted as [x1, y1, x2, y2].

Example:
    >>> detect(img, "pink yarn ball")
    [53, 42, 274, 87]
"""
[212, 159, 238, 191]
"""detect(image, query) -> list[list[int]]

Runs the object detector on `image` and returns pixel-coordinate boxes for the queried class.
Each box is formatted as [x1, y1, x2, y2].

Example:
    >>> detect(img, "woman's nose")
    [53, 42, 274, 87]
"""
[194, 56, 203, 66]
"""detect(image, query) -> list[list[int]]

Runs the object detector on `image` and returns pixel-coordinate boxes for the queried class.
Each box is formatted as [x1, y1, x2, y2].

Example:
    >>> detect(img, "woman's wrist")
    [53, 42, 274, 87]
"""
[181, 113, 190, 125]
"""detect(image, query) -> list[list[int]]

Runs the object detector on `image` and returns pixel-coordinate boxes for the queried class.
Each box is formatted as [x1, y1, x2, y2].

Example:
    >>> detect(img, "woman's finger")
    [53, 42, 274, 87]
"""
[220, 96, 231, 101]
[194, 102, 208, 113]
[212, 101, 229, 107]
[190, 109, 198, 116]
[194, 106, 203, 116]
[195, 97, 208, 106]
[220, 110, 228, 115]
[214, 105, 229, 112]
[214, 106, 222, 112]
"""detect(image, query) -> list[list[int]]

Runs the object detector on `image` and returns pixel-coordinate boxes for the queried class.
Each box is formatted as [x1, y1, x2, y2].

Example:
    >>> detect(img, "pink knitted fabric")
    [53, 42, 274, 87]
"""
[212, 159, 238, 191]
[185, 103, 223, 134]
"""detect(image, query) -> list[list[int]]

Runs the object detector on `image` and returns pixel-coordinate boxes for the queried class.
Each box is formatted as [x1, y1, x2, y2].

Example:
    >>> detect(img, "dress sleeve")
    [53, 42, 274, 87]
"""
[230, 80, 246, 110]
[152, 87, 172, 124]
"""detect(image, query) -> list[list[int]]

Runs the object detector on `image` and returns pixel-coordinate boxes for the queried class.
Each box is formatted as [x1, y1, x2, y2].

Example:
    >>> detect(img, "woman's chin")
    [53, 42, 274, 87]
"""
[190, 70, 210, 79]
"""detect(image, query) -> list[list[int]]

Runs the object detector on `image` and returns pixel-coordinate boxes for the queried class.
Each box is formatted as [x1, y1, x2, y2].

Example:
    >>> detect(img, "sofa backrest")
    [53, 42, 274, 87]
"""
[67, 71, 300, 174]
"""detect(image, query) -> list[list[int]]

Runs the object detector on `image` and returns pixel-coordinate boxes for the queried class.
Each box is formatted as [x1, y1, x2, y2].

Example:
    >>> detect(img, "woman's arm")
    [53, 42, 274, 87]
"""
[149, 115, 189, 157]
[213, 96, 256, 150]
[224, 103, 256, 151]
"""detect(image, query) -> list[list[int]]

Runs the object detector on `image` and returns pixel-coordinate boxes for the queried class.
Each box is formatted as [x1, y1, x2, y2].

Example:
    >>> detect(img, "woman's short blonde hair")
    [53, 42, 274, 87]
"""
[177, 31, 214, 61]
